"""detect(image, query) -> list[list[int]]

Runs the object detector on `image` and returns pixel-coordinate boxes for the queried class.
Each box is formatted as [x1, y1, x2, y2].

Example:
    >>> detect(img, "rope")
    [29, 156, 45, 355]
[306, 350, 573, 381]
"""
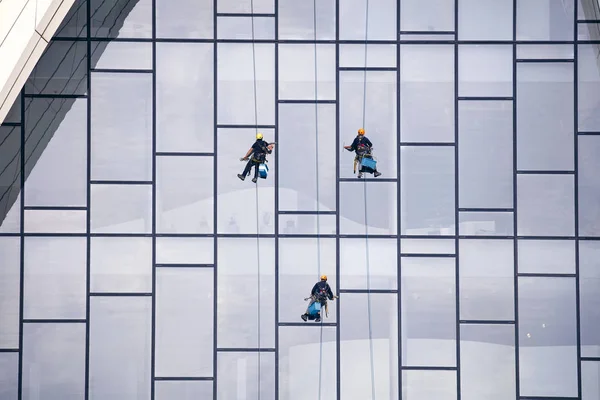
[312, 3, 325, 400]
[249, 1, 262, 397]
[361, 1, 377, 399]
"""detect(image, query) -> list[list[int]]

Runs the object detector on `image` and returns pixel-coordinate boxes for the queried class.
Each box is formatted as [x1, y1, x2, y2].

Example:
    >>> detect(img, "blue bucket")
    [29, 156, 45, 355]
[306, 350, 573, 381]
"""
[307, 301, 321, 316]
[258, 163, 269, 179]
[361, 157, 377, 171]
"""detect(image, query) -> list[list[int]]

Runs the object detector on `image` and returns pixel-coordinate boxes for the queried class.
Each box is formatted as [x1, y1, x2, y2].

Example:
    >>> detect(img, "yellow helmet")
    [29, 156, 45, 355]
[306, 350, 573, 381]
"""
[256, 132, 263, 140]
[358, 128, 365, 135]
[320, 275, 327, 281]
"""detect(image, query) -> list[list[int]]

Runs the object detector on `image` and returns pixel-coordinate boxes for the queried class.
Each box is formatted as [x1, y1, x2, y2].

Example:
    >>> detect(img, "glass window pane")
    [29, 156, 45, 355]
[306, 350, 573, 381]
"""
[579, 0, 599, 20]
[400, 45, 454, 143]
[156, 0, 213, 39]
[25, 41, 87, 95]
[460, 324, 516, 400]
[0, 126, 21, 234]
[400, 238, 456, 255]
[278, 0, 336, 40]
[24, 209, 87, 233]
[0, 193, 21, 234]
[217, 238, 275, 348]
[156, 43, 213, 153]
[157, 156, 213, 234]
[156, 237, 214, 265]
[579, 136, 600, 236]
[0, 353, 18, 399]
[401, 257, 456, 366]
[578, 22, 600, 40]
[279, 104, 336, 212]
[517, 174, 575, 236]
[0, 238, 20, 348]
[156, 268, 214, 377]
[54, 0, 87, 38]
[518, 277, 578, 397]
[518, 239, 575, 274]
[459, 239, 514, 321]
[3, 93, 21, 123]
[24, 237, 86, 320]
[402, 370, 456, 400]
[517, 63, 574, 171]
[400, 0, 455, 31]
[217, 17, 275, 40]
[279, 214, 336, 235]
[340, 238, 397, 290]
[517, 0, 574, 41]
[155, 381, 213, 399]
[217, 0, 274, 13]
[91, 73, 152, 181]
[341, 293, 398, 398]
[217, 352, 275, 400]
[458, 101, 513, 208]
[579, 45, 600, 132]
[401, 146, 455, 235]
[517, 44, 574, 59]
[278, 45, 335, 100]
[89, 297, 152, 400]
[458, 0, 513, 40]
[279, 327, 337, 398]
[582, 361, 600, 400]
[340, 71, 397, 177]
[90, 184, 152, 234]
[217, 44, 275, 125]
[579, 241, 600, 357]
[458, 45, 512, 97]
[339, 0, 396, 40]
[91, 237, 152, 293]
[340, 182, 397, 235]
[278, 238, 336, 323]
[340, 44, 396, 68]
[92, 41, 152, 70]
[90, 0, 152, 38]
[217, 128, 275, 234]
[24, 98, 87, 207]
[458, 212, 514, 236]
[23, 323, 86, 399]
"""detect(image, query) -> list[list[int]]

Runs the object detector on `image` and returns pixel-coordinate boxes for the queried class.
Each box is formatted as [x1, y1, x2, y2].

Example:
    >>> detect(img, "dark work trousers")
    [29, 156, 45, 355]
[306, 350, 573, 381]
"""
[242, 159, 260, 179]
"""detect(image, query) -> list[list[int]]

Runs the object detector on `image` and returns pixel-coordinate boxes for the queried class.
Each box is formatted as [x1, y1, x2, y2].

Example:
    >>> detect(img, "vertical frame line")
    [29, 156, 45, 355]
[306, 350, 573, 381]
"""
[85, 0, 92, 397]
[17, 88, 25, 400]
[150, 0, 157, 397]
[396, 0, 402, 398]
[454, 0, 461, 398]
[512, 0, 521, 397]
[335, 0, 341, 397]
[213, 0, 219, 397]
[274, 0, 280, 397]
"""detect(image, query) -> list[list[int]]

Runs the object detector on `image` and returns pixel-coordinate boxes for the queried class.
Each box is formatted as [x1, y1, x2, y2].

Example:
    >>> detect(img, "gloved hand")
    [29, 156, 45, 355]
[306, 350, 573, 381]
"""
[240, 157, 248, 161]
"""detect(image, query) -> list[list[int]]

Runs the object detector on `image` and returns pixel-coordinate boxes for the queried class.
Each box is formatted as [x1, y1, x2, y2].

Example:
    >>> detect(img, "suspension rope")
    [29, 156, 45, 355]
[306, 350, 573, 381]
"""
[249, 0, 262, 397]
[361, 1, 377, 399]
[312, 2, 325, 399]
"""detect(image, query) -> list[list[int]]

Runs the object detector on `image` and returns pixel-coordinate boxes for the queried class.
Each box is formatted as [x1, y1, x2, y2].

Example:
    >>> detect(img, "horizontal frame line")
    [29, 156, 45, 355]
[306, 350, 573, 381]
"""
[23, 93, 87, 99]
[400, 253, 455, 258]
[155, 152, 214, 156]
[278, 99, 336, 104]
[339, 67, 396, 71]
[581, 357, 600, 361]
[0, 348, 19, 352]
[23, 206, 86, 211]
[457, 96, 513, 101]
[577, 131, 600, 135]
[216, 348, 276, 352]
[278, 210, 336, 215]
[1, 122, 21, 126]
[516, 58, 574, 63]
[216, 13, 275, 17]
[217, 124, 276, 129]
[459, 320, 515, 325]
[154, 376, 213, 381]
[278, 322, 337, 327]
[399, 30, 455, 35]
[458, 208, 514, 212]
[400, 142, 454, 146]
[401, 366, 457, 371]
[339, 178, 397, 182]
[578, 19, 600, 23]
[23, 319, 86, 323]
[91, 68, 153, 73]
[90, 292, 152, 297]
[90, 180, 153, 185]
[339, 289, 397, 294]
[518, 273, 576, 278]
[515, 170, 575, 175]
[155, 263, 213, 268]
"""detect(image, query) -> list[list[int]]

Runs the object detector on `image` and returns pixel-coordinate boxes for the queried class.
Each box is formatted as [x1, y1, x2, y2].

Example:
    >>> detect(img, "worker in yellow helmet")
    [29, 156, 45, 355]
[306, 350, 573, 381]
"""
[301, 275, 337, 322]
[343, 128, 382, 178]
[238, 132, 275, 183]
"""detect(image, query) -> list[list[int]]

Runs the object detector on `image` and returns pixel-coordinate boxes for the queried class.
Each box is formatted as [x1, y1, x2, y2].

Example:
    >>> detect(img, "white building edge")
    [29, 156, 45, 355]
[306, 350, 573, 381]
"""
[0, 0, 76, 124]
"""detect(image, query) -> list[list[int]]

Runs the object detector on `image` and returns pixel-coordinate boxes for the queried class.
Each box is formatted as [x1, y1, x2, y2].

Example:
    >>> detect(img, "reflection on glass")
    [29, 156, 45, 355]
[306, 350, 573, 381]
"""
[400, 238, 455, 255]
[458, 0, 513, 40]
[3, 94, 21, 123]
[458, 45, 512, 97]
[0, 353, 18, 399]
[340, 238, 397, 290]
[279, 327, 337, 399]
[217, 352, 276, 400]
[155, 237, 214, 265]
[278, 44, 335, 100]
[278, 104, 336, 212]
[340, 293, 398, 399]
[458, 212, 514, 236]
[579, 45, 600, 132]
[217, 239, 275, 348]
[518, 277, 578, 397]
[516, 0, 574, 41]
[402, 370, 457, 400]
[217, 17, 275, 40]
[54, 0, 87, 38]
[279, 214, 336, 235]
[22, 323, 86, 399]
[582, 361, 600, 400]
[578, 241, 600, 357]
[26, 41, 87, 95]
[459, 239, 514, 321]
[90, 184, 152, 234]
[217, 0, 274, 13]
[400, 0, 455, 32]
[578, 136, 600, 236]
[517, 44, 574, 60]
[92, 41, 152, 70]
[460, 324, 515, 400]
[24, 237, 86, 320]
[401, 257, 456, 367]
[0, 238, 20, 349]
[278, 0, 336, 40]
[339, 44, 396, 68]
[156, 0, 213, 39]
[340, 182, 397, 235]
[90, 0, 152, 39]
[518, 240, 575, 274]
[155, 381, 213, 399]
[339, 0, 397, 40]
[517, 63, 574, 171]
[24, 209, 87, 233]
[0, 126, 21, 234]
[400, 45, 454, 143]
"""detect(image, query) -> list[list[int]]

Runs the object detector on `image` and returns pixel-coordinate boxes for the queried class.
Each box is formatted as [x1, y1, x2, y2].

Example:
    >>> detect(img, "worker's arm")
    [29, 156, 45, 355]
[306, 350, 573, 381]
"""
[241, 147, 253, 160]
[364, 137, 373, 147]
[344, 137, 358, 151]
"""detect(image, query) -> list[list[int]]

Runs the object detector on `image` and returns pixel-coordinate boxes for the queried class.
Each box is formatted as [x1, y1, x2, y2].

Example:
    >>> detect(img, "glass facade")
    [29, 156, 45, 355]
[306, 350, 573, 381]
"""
[0, 0, 600, 399]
